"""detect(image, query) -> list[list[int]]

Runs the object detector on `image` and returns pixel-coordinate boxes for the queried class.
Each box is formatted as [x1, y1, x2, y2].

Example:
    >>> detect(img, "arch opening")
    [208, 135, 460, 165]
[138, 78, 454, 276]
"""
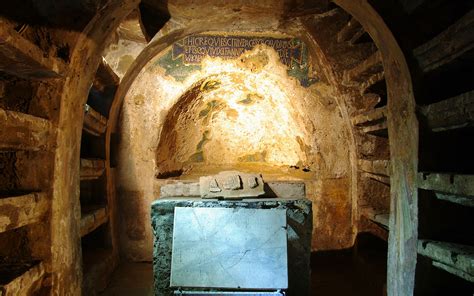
[115, 31, 357, 261]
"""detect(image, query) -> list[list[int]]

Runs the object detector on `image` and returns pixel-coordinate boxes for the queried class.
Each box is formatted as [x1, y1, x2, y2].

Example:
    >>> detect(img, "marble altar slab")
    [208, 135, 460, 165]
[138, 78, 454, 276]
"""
[170, 207, 288, 289]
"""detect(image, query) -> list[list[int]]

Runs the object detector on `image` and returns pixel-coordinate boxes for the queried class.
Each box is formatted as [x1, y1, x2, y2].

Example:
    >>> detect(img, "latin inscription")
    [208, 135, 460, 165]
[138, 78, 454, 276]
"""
[172, 35, 303, 66]
[157, 34, 317, 86]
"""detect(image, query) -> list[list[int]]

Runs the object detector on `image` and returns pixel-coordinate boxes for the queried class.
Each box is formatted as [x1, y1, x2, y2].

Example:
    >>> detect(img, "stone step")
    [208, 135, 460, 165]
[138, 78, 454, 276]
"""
[0, 192, 49, 233]
[0, 261, 46, 295]
[95, 58, 120, 87]
[83, 104, 107, 136]
[352, 106, 388, 136]
[418, 240, 474, 282]
[0, 20, 66, 79]
[419, 90, 474, 132]
[349, 27, 367, 45]
[80, 158, 105, 181]
[433, 192, 474, 207]
[353, 93, 382, 112]
[360, 206, 389, 229]
[80, 205, 108, 237]
[343, 51, 384, 92]
[337, 17, 362, 43]
[358, 159, 391, 177]
[414, 9, 474, 73]
[0, 108, 54, 152]
[361, 172, 390, 185]
[117, 9, 149, 43]
[418, 173, 474, 207]
[352, 106, 387, 125]
[418, 172, 474, 197]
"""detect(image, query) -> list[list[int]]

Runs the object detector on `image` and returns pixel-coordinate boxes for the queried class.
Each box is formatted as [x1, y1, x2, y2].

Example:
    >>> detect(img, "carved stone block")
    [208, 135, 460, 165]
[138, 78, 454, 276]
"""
[199, 171, 264, 199]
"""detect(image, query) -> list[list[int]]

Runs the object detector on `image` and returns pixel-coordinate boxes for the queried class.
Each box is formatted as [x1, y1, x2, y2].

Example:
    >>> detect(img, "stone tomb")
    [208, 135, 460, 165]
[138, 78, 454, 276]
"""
[170, 207, 288, 289]
[151, 198, 312, 295]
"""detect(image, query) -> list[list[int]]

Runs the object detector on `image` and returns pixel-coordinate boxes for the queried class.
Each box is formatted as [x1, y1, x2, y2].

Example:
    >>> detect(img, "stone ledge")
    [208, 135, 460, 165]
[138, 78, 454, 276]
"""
[159, 181, 306, 199]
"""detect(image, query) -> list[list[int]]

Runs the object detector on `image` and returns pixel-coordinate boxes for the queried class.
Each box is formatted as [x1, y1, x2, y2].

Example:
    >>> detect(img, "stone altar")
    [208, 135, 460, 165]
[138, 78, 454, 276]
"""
[151, 197, 312, 295]
[170, 207, 288, 289]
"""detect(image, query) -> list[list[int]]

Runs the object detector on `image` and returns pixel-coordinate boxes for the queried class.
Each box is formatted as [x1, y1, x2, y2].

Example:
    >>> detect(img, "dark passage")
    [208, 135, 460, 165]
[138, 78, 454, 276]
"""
[311, 233, 388, 296]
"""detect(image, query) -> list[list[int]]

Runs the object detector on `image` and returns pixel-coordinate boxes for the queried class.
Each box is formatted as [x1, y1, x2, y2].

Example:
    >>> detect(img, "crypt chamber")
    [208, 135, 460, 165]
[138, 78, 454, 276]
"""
[0, 0, 473, 295]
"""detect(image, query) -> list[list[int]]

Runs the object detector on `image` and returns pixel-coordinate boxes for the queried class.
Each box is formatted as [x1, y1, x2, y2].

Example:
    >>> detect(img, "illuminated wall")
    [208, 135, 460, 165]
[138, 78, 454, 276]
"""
[155, 61, 314, 176]
[116, 32, 353, 260]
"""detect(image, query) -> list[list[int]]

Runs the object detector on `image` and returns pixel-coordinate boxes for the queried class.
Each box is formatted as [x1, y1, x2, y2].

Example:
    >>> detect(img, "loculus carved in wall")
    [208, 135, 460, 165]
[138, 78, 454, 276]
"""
[199, 171, 265, 199]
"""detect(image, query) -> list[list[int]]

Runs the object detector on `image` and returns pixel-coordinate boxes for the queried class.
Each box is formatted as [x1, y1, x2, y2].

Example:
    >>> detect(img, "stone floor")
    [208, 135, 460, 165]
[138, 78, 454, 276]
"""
[100, 263, 154, 296]
[101, 234, 387, 296]
[310, 233, 387, 296]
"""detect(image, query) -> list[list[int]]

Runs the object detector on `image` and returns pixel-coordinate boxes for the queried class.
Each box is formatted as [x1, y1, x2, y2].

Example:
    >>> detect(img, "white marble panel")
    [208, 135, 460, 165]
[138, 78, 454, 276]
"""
[170, 207, 288, 289]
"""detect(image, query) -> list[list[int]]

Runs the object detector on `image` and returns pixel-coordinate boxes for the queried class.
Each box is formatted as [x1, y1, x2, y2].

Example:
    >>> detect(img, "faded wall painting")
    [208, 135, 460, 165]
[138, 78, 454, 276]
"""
[156, 34, 317, 86]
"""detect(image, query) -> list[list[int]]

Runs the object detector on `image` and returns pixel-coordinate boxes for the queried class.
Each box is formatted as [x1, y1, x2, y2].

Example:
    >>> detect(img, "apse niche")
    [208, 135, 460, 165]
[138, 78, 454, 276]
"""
[116, 33, 354, 261]
[156, 72, 313, 179]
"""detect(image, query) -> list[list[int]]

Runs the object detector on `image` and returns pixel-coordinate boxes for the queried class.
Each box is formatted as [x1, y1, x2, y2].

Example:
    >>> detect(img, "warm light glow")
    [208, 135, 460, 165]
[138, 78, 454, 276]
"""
[152, 46, 312, 171]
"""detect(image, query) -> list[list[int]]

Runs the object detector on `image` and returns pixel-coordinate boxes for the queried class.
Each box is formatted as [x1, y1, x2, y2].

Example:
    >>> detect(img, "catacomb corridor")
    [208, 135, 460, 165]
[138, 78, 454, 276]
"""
[0, 0, 473, 295]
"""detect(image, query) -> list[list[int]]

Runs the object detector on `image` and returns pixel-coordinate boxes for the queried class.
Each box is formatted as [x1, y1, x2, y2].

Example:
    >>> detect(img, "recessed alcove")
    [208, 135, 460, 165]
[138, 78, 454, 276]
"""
[115, 34, 357, 262]
[155, 72, 314, 179]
